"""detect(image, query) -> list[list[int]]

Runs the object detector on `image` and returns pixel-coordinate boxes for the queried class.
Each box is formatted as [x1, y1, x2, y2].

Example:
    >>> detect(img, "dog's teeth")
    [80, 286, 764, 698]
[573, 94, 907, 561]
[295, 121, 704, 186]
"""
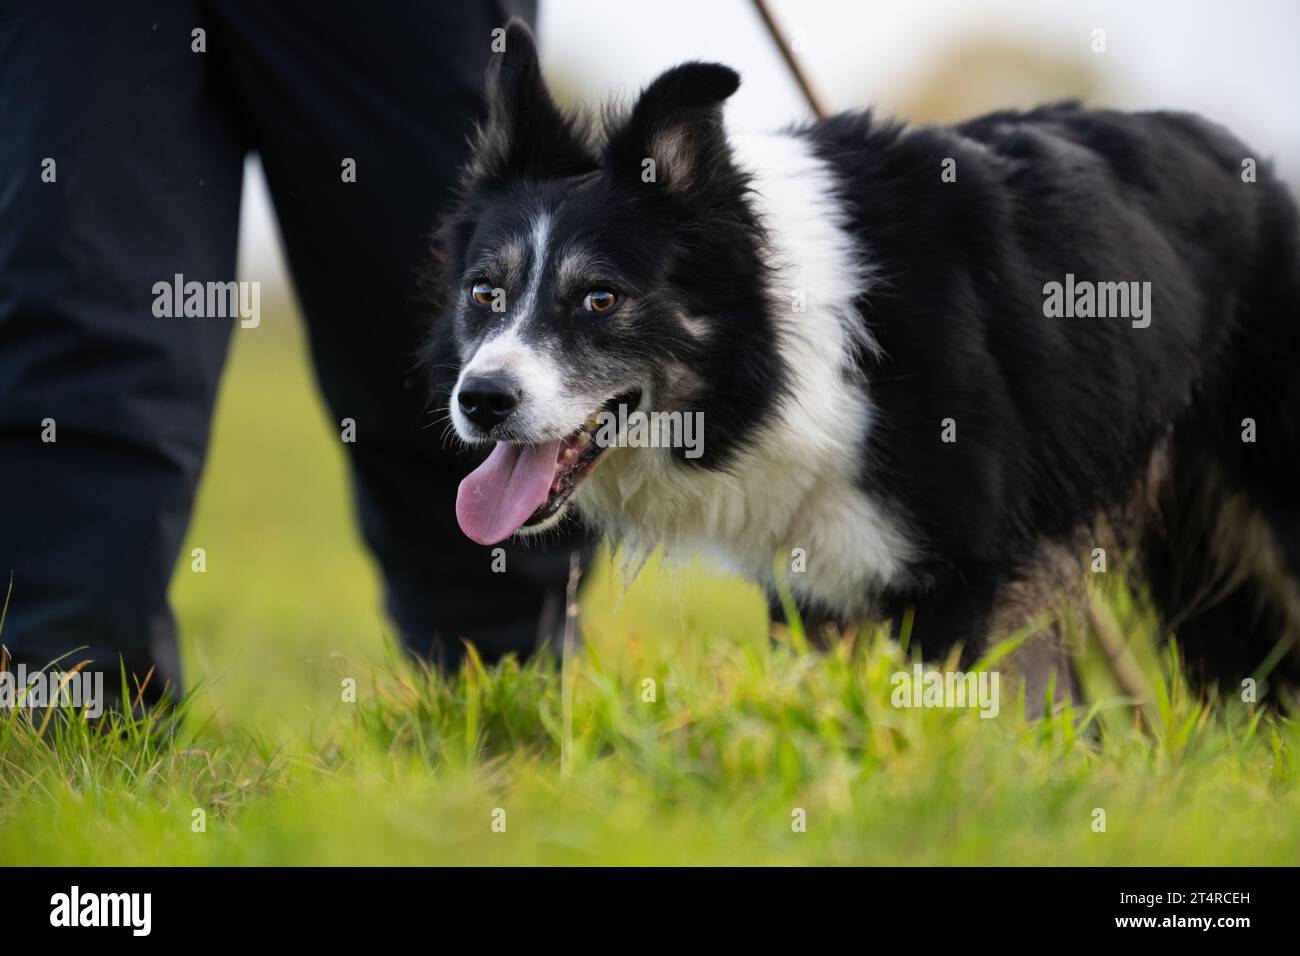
[551, 479, 564, 493]
[561, 448, 577, 462]
[575, 431, 592, 447]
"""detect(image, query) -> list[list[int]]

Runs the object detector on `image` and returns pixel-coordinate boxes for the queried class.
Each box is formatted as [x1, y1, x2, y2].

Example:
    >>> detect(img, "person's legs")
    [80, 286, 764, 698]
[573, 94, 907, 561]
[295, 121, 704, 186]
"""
[204, 0, 589, 667]
[0, 2, 245, 699]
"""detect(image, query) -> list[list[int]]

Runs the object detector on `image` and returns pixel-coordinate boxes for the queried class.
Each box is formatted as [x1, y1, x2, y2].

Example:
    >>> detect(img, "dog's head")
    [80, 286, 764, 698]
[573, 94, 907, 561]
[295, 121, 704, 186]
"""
[435, 20, 782, 545]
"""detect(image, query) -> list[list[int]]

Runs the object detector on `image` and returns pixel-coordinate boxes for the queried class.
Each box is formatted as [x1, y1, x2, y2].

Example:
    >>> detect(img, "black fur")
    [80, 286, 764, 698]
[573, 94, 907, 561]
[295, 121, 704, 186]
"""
[427, 21, 1300, 691]
[802, 103, 1300, 682]
[426, 24, 779, 470]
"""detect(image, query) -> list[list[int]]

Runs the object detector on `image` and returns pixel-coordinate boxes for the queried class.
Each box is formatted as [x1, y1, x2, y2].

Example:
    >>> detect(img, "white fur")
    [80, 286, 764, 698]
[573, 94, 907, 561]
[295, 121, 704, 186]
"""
[453, 328, 573, 440]
[511, 214, 552, 329]
[452, 214, 607, 441]
[576, 130, 917, 618]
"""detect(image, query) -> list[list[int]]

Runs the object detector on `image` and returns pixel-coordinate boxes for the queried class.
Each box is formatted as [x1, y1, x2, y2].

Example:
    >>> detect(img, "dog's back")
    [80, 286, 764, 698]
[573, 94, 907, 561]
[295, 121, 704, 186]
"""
[802, 103, 1300, 689]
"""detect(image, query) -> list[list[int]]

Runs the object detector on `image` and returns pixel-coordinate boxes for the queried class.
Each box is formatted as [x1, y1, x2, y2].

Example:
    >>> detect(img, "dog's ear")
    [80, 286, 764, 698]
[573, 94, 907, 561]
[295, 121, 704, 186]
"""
[471, 18, 596, 182]
[605, 62, 741, 195]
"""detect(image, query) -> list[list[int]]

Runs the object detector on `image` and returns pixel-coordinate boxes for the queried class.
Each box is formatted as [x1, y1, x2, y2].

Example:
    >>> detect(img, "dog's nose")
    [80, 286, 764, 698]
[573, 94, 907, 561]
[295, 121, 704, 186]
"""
[457, 375, 521, 430]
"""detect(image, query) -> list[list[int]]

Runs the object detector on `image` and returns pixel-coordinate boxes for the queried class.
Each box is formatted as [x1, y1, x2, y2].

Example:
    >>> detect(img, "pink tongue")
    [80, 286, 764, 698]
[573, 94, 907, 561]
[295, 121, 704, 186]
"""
[456, 440, 563, 545]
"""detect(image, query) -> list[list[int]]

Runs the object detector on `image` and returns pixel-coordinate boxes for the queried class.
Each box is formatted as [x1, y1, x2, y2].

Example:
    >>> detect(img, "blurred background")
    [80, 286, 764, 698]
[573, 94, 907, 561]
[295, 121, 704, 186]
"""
[238, 0, 1300, 284]
[182, 0, 1300, 735]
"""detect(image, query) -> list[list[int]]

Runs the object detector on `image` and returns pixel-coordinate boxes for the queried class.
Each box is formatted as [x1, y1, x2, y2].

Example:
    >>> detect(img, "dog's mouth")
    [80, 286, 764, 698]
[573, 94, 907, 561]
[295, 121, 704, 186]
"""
[455, 389, 641, 545]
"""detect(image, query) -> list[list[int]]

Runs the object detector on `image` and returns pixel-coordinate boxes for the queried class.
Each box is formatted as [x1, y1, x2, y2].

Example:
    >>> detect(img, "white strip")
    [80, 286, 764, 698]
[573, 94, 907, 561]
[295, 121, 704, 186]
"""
[508, 213, 552, 331]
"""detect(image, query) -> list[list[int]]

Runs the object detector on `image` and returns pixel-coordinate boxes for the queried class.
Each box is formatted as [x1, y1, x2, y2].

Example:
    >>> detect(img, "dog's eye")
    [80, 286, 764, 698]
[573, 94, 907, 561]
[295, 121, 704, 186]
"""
[582, 290, 619, 314]
[469, 281, 496, 307]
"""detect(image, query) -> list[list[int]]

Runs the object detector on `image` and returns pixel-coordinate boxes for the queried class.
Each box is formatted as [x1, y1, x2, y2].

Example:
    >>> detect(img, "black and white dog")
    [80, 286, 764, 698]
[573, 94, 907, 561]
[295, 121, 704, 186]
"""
[431, 20, 1300, 690]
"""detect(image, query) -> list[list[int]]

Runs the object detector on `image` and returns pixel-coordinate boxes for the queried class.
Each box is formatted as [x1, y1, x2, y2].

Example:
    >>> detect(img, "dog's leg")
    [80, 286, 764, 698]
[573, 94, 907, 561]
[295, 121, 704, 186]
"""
[1145, 447, 1300, 693]
[895, 544, 1089, 719]
[902, 569, 1000, 666]
[985, 541, 1086, 717]
[1146, 244, 1300, 694]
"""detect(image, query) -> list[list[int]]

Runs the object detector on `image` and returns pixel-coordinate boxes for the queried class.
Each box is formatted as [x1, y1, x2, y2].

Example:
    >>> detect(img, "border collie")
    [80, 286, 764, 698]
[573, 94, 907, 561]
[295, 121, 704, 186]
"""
[430, 20, 1300, 693]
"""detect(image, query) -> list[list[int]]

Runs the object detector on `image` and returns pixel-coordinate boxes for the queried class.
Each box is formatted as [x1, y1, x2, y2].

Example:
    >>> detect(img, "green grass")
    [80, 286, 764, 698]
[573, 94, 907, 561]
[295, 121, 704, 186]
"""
[2, 301, 1297, 865]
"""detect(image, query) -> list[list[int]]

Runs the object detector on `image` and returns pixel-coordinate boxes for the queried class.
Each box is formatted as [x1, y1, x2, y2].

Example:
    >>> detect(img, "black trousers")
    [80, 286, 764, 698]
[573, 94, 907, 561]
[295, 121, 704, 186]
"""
[0, 0, 586, 698]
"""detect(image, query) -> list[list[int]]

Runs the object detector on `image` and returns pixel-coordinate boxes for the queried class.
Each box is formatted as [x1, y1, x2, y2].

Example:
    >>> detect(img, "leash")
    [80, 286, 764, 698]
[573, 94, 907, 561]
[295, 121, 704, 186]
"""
[749, 0, 830, 119]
